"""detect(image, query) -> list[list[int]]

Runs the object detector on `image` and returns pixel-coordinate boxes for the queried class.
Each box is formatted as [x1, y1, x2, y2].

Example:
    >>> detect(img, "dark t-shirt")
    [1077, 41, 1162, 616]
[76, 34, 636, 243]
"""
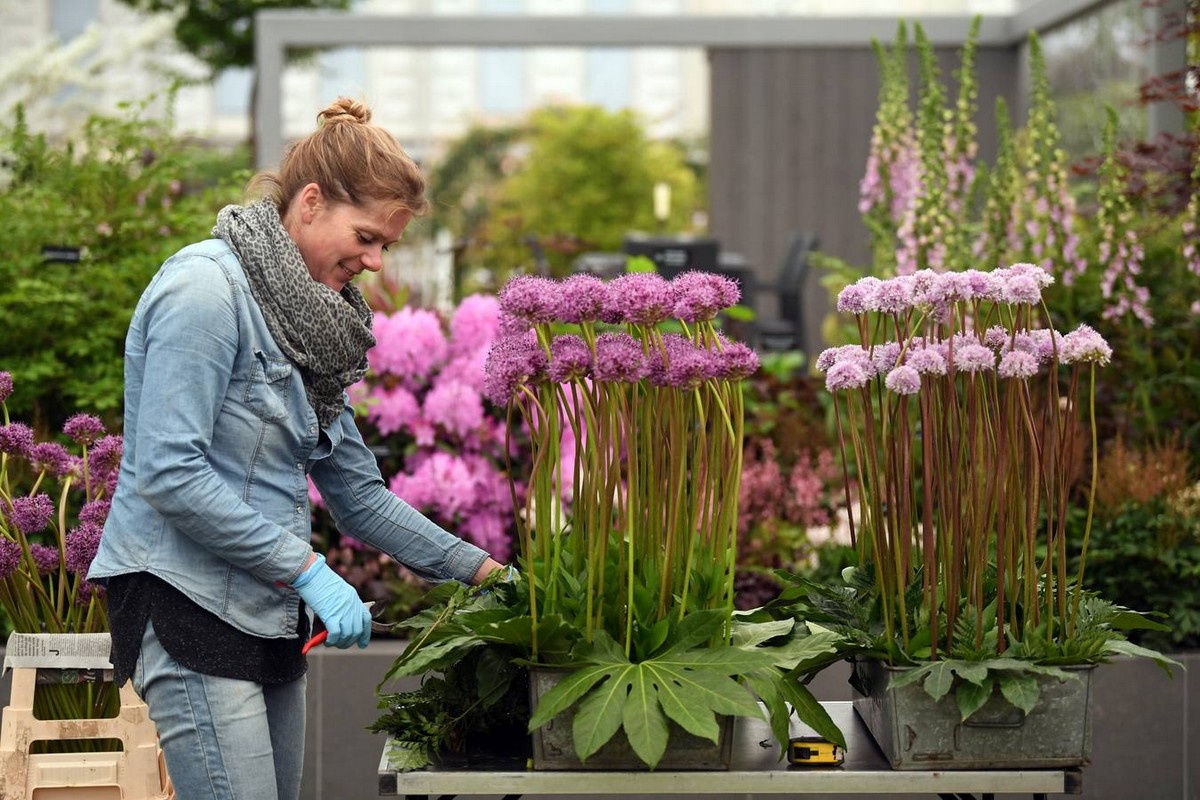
[105, 572, 309, 687]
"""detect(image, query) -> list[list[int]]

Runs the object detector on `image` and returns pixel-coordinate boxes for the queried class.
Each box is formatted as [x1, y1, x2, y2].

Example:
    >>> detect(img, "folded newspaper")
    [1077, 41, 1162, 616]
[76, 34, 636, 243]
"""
[2, 632, 113, 672]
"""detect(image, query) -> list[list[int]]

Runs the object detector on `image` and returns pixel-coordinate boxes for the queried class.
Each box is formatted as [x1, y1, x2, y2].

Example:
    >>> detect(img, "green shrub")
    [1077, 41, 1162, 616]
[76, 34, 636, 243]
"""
[0, 101, 247, 430]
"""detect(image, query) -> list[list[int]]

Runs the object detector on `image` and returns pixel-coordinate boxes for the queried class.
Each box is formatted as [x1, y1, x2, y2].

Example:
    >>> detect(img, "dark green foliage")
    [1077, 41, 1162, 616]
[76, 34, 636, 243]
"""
[0, 102, 247, 429]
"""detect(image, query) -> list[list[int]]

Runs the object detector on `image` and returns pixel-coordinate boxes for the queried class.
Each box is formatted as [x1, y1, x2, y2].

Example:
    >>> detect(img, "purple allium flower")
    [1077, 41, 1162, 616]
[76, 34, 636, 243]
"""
[998, 350, 1040, 379]
[953, 269, 993, 301]
[369, 307, 449, 384]
[1002, 274, 1042, 305]
[825, 359, 870, 392]
[952, 343, 997, 373]
[0, 539, 21, 579]
[983, 326, 1010, 351]
[498, 275, 560, 324]
[63, 414, 105, 446]
[27, 442, 73, 477]
[0, 371, 12, 403]
[30, 543, 59, 576]
[78, 499, 111, 527]
[0, 422, 35, 456]
[1004, 261, 1055, 288]
[6, 494, 54, 535]
[648, 335, 714, 390]
[815, 345, 871, 374]
[448, 294, 500, 358]
[76, 580, 105, 605]
[1059, 324, 1113, 366]
[873, 276, 914, 314]
[603, 273, 676, 326]
[1029, 329, 1063, 363]
[714, 340, 760, 380]
[548, 335, 593, 383]
[424, 380, 485, 440]
[483, 332, 548, 405]
[836, 282, 871, 314]
[907, 347, 948, 376]
[498, 310, 532, 336]
[871, 342, 902, 375]
[908, 269, 953, 307]
[672, 271, 739, 322]
[64, 521, 103, 574]
[556, 274, 609, 323]
[884, 365, 921, 395]
[88, 434, 123, 481]
[593, 333, 646, 383]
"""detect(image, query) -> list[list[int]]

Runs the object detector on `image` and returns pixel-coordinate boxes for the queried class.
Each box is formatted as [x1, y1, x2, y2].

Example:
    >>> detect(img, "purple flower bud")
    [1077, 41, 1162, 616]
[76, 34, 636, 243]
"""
[0, 422, 34, 456]
[884, 365, 921, 395]
[556, 274, 608, 323]
[6, 494, 55, 535]
[498, 276, 560, 324]
[65, 521, 104, 574]
[548, 335, 593, 383]
[593, 332, 646, 382]
[603, 274, 676, 326]
[63, 414, 105, 446]
[0, 539, 21, 580]
[0, 371, 12, 403]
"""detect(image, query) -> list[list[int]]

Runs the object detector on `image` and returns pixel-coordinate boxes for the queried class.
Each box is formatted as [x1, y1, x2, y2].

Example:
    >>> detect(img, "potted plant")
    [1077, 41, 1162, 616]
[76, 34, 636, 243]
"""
[373, 270, 850, 771]
[784, 263, 1180, 770]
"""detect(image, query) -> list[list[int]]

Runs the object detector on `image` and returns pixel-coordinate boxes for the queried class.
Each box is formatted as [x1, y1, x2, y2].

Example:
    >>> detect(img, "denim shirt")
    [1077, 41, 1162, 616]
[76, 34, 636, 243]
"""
[89, 238, 489, 638]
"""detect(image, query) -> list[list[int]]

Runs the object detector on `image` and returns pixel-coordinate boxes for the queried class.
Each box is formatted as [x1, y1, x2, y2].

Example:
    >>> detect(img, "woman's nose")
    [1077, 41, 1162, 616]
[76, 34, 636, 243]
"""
[362, 246, 385, 272]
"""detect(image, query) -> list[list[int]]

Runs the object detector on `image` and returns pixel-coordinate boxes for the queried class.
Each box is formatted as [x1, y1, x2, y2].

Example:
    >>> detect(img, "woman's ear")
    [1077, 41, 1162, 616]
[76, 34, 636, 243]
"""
[297, 182, 324, 224]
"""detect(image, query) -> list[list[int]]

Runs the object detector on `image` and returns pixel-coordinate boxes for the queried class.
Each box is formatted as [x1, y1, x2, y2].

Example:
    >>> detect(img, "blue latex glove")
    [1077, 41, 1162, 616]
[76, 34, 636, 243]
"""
[291, 556, 372, 649]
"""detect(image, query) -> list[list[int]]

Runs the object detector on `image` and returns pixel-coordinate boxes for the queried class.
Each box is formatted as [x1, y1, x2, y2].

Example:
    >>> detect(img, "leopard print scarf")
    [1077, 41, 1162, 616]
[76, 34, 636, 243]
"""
[213, 201, 375, 428]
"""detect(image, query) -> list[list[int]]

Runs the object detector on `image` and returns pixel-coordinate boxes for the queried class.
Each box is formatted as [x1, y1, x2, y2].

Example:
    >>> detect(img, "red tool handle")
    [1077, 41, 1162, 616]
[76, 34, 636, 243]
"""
[301, 630, 328, 655]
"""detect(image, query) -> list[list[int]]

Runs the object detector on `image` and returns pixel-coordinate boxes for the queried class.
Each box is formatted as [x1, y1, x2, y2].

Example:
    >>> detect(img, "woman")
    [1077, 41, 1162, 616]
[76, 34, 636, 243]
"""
[88, 97, 505, 800]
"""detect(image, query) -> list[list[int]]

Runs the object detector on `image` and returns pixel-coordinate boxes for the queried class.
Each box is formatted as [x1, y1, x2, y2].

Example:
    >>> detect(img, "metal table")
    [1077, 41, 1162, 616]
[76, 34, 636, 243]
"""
[378, 702, 1081, 798]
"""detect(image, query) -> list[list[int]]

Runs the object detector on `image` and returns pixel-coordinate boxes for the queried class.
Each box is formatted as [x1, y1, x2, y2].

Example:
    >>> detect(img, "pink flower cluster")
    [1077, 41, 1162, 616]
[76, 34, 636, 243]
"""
[818, 322, 1111, 394]
[836, 263, 1054, 316]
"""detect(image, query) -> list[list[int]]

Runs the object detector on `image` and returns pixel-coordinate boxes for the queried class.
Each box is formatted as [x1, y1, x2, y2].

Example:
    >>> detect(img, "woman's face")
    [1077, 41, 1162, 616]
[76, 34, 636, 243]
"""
[287, 183, 412, 292]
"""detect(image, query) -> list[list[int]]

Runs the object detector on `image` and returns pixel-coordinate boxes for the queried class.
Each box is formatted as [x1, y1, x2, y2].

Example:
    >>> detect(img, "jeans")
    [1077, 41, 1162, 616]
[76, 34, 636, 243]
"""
[132, 619, 307, 800]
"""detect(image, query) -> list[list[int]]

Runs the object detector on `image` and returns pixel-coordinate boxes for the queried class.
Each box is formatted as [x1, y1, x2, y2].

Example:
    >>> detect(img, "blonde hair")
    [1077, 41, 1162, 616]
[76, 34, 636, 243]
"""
[247, 97, 428, 220]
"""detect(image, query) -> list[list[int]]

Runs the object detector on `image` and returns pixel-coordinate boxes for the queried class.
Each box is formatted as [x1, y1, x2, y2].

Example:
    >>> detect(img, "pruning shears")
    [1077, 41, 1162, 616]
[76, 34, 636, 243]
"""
[302, 600, 392, 655]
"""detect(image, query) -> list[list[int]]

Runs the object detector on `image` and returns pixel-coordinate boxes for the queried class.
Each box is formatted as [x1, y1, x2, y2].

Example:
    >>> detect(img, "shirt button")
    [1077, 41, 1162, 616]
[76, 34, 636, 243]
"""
[296, 462, 302, 470]
[296, 506, 303, 514]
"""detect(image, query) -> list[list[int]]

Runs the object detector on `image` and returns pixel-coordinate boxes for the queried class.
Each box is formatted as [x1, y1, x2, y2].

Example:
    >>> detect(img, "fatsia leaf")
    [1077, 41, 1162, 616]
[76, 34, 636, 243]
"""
[766, 630, 843, 671]
[664, 609, 728, 655]
[777, 677, 846, 749]
[921, 662, 955, 701]
[1103, 639, 1182, 675]
[622, 668, 670, 768]
[955, 678, 993, 721]
[573, 667, 635, 761]
[654, 673, 722, 742]
[950, 661, 989, 685]
[731, 618, 795, 648]
[743, 669, 790, 756]
[647, 665, 763, 718]
[528, 665, 619, 729]
[997, 672, 1039, 714]
[657, 647, 777, 673]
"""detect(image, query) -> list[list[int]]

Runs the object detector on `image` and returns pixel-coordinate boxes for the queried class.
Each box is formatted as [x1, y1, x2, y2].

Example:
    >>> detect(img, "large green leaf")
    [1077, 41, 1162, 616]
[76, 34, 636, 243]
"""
[777, 677, 846, 750]
[920, 662, 956, 701]
[622, 669, 670, 768]
[528, 664, 619, 729]
[997, 672, 1039, 714]
[657, 647, 777, 673]
[380, 635, 480, 682]
[663, 609, 728, 654]
[955, 678, 994, 721]
[647, 666, 762, 719]
[573, 667, 636, 760]
[654, 673, 723, 742]
[731, 618, 795, 648]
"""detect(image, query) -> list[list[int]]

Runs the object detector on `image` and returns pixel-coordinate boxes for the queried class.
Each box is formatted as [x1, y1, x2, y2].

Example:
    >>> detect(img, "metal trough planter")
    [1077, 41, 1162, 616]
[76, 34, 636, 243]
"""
[851, 658, 1094, 770]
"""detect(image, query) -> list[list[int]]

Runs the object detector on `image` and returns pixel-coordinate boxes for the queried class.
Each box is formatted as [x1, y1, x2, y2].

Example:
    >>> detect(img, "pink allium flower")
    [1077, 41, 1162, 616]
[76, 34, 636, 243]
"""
[603, 273, 675, 325]
[1059, 324, 1113, 366]
[998, 350, 1039, 379]
[648, 335, 713, 390]
[983, 326, 1010, 350]
[1028, 329, 1063, 363]
[0, 372, 11, 403]
[671, 271, 739, 322]
[448, 294, 500, 358]
[884, 365, 921, 395]
[556, 274, 608, 323]
[499, 275, 560, 324]
[369, 307, 448, 384]
[871, 342, 901, 375]
[424, 380, 485, 440]
[7, 493, 54, 534]
[593, 332, 646, 383]
[64, 522, 103, 574]
[714, 340, 760, 380]
[1002, 274, 1042, 305]
[63, 414, 105, 446]
[907, 347, 948, 376]
[548, 335, 593, 383]
[815, 345, 871, 373]
[365, 386, 421, 437]
[952, 343, 996, 373]
[873, 276, 914, 314]
[825, 359, 870, 391]
[836, 282, 872, 314]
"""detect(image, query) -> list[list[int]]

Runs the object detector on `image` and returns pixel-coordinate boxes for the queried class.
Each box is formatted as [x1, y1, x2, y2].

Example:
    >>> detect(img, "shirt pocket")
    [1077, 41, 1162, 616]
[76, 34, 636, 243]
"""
[244, 349, 294, 422]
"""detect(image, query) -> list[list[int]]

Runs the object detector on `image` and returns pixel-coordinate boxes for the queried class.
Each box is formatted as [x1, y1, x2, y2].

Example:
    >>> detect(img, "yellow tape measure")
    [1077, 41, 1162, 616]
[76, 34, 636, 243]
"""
[787, 736, 845, 767]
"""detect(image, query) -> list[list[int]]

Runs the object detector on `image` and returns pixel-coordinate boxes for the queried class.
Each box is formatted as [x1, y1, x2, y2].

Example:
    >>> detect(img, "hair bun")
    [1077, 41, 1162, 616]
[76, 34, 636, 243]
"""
[319, 97, 372, 126]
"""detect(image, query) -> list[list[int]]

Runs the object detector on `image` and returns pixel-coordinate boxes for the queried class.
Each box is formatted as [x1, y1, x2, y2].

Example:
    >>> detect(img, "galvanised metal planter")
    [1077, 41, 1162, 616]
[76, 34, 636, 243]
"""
[528, 667, 734, 771]
[851, 659, 1094, 770]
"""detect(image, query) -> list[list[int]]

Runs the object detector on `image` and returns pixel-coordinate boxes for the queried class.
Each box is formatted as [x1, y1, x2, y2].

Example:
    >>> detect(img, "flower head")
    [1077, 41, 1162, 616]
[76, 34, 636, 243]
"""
[63, 414, 105, 446]
[825, 359, 870, 392]
[370, 307, 448, 384]
[0, 539, 21, 580]
[483, 332, 548, 405]
[556, 274, 608, 323]
[884, 365, 921, 395]
[365, 386, 421, 437]
[951, 342, 996, 373]
[499, 275, 560, 324]
[907, 347, 948, 376]
[28, 442, 73, 477]
[593, 332, 646, 383]
[0, 371, 12, 403]
[1059, 324, 1113, 366]
[64, 522, 104, 574]
[603, 274, 675, 325]
[0, 422, 34, 457]
[671, 271, 739, 322]
[6, 494, 55, 535]
[424, 380, 485, 440]
[998, 350, 1040, 379]
[548, 335, 593, 383]
[30, 544, 59, 576]
[448, 294, 500, 358]
[713, 340, 760, 380]
[78, 499, 111, 527]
